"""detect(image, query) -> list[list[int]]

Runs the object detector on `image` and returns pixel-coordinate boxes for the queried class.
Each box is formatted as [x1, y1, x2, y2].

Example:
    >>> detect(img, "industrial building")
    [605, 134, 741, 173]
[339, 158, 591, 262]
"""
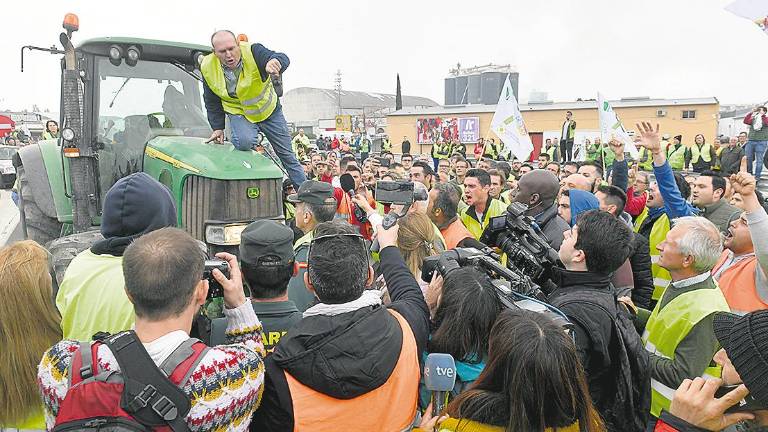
[387, 97, 720, 157]
[444, 63, 519, 105]
[281, 87, 438, 134]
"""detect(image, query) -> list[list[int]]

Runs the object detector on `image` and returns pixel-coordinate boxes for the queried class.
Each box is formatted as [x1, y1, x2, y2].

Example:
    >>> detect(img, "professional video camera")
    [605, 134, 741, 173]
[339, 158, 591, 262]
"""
[479, 202, 561, 292]
[421, 247, 572, 332]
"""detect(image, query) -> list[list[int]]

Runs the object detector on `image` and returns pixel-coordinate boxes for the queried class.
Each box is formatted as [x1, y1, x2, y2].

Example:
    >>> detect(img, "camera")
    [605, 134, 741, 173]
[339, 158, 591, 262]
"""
[421, 247, 572, 332]
[203, 258, 229, 299]
[375, 180, 414, 204]
[479, 202, 561, 292]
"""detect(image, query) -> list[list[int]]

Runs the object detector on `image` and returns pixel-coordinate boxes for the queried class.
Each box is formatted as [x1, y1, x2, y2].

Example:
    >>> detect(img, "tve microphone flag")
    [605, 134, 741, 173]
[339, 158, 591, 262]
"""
[424, 353, 457, 417]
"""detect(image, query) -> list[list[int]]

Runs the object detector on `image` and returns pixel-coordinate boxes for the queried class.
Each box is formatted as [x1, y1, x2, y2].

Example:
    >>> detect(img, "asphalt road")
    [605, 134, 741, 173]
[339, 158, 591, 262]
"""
[0, 190, 24, 247]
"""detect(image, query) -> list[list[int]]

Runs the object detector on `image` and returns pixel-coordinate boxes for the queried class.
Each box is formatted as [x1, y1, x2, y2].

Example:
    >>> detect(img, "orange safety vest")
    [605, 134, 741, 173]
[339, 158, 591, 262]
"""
[713, 251, 768, 313]
[284, 309, 420, 431]
[441, 218, 474, 250]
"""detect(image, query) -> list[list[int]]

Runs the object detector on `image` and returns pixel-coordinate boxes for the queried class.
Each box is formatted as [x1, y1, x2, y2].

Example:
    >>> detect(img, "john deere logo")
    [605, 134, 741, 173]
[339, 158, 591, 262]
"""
[246, 187, 260, 199]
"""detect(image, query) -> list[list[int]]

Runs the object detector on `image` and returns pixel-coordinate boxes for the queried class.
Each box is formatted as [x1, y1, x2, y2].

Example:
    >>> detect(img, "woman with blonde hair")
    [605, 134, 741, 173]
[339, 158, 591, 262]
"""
[397, 213, 440, 288]
[372, 213, 440, 300]
[0, 241, 62, 431]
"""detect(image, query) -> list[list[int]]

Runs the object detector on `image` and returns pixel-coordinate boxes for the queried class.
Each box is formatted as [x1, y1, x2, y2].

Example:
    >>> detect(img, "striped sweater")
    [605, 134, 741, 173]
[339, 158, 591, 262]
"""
[37, 302, 266, 432]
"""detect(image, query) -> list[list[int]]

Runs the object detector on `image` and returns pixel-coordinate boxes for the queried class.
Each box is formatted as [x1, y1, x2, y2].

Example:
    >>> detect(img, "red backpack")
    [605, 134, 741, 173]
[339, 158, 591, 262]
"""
[53, 331, 209, 432]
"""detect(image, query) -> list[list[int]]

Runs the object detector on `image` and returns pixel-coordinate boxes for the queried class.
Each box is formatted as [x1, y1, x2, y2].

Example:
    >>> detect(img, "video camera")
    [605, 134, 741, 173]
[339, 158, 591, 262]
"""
[479, 202, 561, 292]
[421, 247, 572, 332]
[203, 258, 229, 299]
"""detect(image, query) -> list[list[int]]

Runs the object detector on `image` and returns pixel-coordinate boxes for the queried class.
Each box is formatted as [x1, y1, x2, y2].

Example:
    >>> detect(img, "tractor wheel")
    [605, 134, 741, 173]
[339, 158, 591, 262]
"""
[17, 165, 62, 246]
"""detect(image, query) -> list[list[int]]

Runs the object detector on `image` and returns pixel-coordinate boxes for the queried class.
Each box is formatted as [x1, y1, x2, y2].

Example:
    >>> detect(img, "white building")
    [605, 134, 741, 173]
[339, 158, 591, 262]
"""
[281, 87, 437, 134]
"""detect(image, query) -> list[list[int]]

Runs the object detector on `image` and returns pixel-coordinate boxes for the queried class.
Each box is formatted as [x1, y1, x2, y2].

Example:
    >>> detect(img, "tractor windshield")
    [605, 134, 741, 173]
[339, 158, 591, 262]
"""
[95, 56, 212, 199]
[96, 57, 211, 143]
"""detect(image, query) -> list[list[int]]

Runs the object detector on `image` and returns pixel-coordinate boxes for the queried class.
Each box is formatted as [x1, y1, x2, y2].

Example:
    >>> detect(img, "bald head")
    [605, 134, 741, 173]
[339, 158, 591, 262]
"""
[211, 30, 241, 69]
[513, 169, 560, 215]
[562, 174, 592, 193]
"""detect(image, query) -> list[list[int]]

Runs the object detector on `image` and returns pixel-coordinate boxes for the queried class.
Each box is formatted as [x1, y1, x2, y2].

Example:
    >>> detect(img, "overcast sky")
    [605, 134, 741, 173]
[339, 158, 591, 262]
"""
[1, 0, 765, 112]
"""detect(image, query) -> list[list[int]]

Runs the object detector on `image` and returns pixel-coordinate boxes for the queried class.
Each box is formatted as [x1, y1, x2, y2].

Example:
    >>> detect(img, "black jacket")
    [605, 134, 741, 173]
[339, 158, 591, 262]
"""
[549, 268, 650, 432]
[249, 246, 430, 431]
[534, 203, 570, 251]
[202, 43, 290, 130]
[629, 233, 654, 310]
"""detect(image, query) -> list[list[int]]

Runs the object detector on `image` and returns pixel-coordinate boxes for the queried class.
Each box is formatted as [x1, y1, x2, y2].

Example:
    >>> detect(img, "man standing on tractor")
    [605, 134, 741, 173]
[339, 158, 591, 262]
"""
[201, 30, 307, 189]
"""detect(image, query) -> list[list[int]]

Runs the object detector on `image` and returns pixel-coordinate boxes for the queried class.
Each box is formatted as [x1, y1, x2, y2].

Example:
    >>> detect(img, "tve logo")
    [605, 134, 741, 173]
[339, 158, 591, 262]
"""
[424, 353, 457, 392]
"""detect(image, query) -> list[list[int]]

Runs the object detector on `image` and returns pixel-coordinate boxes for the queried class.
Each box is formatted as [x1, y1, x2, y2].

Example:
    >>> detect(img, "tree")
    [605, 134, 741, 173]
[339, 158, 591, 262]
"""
[395, 74, 402, 111]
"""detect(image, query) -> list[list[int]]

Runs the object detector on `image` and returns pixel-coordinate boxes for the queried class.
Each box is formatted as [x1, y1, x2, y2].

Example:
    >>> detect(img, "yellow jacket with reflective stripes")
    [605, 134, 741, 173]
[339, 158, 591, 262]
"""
[642, 285, 730, 417]
[634, 208, 672, 301]
[201, 42, 278, 123]
[460, 198, 508, 240]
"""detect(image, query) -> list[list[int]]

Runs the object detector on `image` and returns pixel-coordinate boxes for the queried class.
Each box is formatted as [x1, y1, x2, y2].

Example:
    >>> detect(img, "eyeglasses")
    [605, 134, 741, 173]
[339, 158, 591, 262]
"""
[307, 232, 371, 272]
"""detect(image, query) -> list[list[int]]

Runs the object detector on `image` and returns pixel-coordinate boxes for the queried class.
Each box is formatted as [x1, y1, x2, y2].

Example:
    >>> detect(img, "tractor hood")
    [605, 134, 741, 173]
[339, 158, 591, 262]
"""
[146, 136, 284, 180]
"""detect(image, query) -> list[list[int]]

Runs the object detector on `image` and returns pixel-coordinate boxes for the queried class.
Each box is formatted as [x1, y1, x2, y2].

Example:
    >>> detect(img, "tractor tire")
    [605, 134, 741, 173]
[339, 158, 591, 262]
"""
[16, 165, 62, 246]
[48, 230, 103, 294]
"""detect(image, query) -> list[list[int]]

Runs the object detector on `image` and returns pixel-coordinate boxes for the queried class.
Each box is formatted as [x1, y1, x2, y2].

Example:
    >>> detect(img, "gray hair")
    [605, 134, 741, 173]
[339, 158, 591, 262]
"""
[672, 216, 723, 272]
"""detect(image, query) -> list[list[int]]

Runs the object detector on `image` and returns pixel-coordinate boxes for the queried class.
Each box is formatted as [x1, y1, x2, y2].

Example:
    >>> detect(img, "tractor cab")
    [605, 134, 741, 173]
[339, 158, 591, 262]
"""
[16, 16, 285, 285]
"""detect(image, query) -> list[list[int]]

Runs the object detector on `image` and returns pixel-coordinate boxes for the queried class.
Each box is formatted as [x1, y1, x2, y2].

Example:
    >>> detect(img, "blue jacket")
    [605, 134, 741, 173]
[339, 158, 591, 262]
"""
[653, 160, 696, 219]
[202, 43, 290, 130]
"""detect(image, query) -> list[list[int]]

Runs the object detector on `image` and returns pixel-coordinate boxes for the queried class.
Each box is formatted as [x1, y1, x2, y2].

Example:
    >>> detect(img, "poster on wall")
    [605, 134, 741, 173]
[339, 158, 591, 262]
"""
[458, 117, 480, 143]
[417, 117, 480, 144]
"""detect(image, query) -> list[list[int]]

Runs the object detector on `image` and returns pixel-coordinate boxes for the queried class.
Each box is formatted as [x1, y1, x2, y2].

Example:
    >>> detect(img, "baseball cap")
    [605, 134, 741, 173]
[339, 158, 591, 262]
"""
[287, 180, 333, 205]
[662, 133, 671, 140]
[239, 220, 295, 267]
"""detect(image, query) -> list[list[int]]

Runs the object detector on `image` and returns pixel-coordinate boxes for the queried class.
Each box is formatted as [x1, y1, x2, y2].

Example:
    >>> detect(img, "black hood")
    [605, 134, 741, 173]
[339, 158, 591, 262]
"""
[271, 305, 402, 399]
[91, 172, 177, 256]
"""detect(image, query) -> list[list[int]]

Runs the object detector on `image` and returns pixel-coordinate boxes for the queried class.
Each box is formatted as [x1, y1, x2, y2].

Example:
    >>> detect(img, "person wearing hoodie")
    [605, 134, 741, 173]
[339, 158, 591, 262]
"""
[510, 169, 570, 250]
[419, 267, 504, 409]
[548, 210, 649, 431]
[558, 189, 600, 227]
[55, 173, 177, 341]
[249, 220, 430, 431]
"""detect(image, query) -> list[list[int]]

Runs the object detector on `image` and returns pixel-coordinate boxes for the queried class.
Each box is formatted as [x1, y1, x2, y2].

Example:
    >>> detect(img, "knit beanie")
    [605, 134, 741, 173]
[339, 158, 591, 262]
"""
[713, 310, 768, 407]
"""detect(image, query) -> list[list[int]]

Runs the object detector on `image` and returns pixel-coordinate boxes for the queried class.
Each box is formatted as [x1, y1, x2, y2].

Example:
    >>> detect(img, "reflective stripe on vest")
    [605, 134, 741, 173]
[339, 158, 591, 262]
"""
[459, 199, 508, 240]
[201, 42, 278, 123]
[641, 285, 730, 417]
[691, 143, 712, 164]
[635, 211, 672, 300]
[667, 145, 686, 170]
[713, 251, 768, 314]
[284, 309, 419, 431]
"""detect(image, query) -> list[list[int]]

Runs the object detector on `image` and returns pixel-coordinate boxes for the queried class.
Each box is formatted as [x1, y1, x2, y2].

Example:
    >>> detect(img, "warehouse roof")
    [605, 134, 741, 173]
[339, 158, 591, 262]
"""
[388, 97, 719, 116]
[284, 87, 438, 109]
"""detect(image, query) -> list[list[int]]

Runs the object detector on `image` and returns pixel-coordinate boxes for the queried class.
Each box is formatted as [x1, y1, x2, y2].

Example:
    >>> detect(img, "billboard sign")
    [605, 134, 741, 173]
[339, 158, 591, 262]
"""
[417, 116, 480, 144]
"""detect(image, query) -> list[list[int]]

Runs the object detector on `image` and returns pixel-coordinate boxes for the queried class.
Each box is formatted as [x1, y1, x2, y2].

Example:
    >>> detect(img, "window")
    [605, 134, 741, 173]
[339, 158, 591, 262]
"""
[682, 110, 696, 119]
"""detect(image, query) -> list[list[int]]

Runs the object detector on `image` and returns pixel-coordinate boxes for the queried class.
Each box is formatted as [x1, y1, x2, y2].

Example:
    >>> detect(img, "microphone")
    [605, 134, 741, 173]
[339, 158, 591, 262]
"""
[424, 353, 457, 418]
[340, 173, 367, 223]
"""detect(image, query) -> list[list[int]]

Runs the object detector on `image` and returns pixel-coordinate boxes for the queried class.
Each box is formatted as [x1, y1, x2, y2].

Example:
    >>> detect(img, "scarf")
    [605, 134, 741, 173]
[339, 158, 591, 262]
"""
[303, 290, 382, 318]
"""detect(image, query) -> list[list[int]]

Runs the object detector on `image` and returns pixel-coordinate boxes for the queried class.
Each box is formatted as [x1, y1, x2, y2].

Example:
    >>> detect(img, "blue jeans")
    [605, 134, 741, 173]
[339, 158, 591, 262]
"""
[228, 105, 307, 189]
[745, 140, 768, 179]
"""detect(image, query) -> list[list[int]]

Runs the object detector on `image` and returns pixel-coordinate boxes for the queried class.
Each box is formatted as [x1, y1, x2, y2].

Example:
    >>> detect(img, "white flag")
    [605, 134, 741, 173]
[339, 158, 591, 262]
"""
[726, 0, 768, 34]
[491, 76, 533, 162]
[597, 92, 639, 159]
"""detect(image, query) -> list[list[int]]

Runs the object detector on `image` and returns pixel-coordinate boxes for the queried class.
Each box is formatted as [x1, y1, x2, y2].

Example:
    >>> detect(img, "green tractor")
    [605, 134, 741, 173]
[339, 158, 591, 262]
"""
[16, 14, 285, 282]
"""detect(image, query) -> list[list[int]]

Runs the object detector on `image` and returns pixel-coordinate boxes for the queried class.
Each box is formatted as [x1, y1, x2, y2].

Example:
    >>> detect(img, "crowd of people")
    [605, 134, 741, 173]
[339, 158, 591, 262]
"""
[6, 103, 768, 432]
